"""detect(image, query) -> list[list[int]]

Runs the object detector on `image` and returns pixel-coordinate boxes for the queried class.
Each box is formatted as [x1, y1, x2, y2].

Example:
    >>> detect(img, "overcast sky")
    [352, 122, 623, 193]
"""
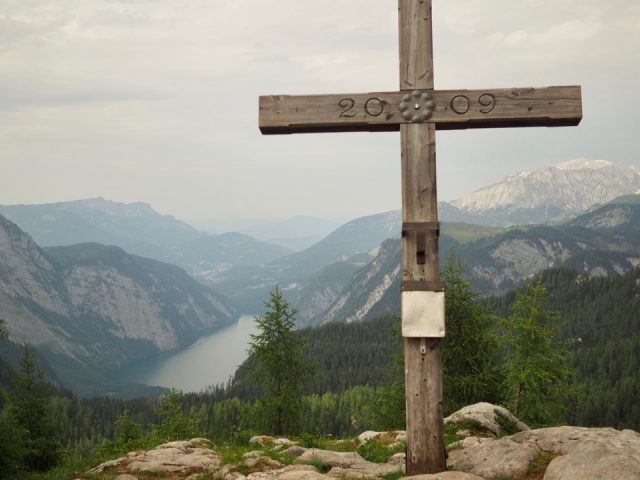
[1, 0, 639, 230]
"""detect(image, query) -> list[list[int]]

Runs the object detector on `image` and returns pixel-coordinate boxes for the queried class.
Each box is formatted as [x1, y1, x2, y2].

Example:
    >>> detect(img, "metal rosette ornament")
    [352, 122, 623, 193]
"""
[399, 90, 436, 122]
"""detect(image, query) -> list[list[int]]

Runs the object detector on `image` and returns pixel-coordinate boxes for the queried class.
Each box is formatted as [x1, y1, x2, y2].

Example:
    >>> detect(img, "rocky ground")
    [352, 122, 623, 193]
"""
[79, 403, 640, 480]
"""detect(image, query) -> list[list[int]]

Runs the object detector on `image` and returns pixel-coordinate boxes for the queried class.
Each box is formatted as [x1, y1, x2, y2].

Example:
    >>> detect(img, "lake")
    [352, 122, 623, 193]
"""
[113, 314, 257, 392]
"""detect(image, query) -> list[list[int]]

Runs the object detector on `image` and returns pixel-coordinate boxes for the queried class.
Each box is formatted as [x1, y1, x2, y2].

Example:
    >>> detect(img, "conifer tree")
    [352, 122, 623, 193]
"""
[248, 287, 309, 435]
[499, 276, 572, 425]
[153, 389, 202, 442]
[442, 252, 500, 413]
[0, 399, 25, 478]
[10, 345, 62, 471]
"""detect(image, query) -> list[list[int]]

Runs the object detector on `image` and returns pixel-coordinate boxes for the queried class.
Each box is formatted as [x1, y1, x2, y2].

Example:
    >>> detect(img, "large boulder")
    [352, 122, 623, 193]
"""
[88, 439, 221, 475]
[512, 426, 640, 480]
[447, 426, 640, 480]
[448, 436, 539, 478]
[444, 402, 529, 436]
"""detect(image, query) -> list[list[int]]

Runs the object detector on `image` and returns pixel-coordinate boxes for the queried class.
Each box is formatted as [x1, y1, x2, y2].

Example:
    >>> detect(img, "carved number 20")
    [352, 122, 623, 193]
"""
[339, 97, 385, 118]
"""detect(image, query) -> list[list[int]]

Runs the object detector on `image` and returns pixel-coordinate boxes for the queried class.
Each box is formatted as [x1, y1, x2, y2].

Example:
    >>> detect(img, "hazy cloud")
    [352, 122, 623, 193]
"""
[0, 0, 638, 229]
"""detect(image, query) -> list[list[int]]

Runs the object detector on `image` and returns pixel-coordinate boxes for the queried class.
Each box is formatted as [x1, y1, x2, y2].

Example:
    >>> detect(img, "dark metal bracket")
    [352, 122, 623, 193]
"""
[402, 222, 439, 265]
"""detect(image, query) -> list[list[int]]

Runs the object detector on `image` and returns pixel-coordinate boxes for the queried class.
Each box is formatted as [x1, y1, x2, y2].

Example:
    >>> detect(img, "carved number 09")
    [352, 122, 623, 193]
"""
[450, 93, 496, 115]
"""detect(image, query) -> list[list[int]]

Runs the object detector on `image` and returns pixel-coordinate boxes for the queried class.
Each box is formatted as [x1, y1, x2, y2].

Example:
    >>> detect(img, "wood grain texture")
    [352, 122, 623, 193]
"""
[399, 0, 433, 90]
[404, 337, 445, 474]
[259, 86, 582, 134]
[399, 0, 446, 473]
[401, 121, 446, 474]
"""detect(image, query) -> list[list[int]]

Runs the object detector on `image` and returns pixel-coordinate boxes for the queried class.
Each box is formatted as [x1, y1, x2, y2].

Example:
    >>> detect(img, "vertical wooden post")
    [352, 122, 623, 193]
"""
[399, 0, 446, 474]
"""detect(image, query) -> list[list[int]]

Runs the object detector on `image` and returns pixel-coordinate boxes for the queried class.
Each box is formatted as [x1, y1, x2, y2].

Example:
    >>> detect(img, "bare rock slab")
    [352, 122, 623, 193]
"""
[88, 439, 221, 475]
[402, 473, 485, 480]
[448, 436, 539, 479]
[447, 425, 640, 480]
[513, 426, 640, 480]
[294, 448, 366, 468]
[246, 464, 332, 479]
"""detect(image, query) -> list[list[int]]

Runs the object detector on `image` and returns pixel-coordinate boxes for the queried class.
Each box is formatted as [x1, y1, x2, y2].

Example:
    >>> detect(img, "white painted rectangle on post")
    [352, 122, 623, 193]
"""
[402, 291, 445, 337]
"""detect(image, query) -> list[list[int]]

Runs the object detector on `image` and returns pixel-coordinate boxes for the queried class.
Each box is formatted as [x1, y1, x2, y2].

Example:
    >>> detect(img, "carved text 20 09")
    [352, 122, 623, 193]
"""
[337, 93, 496, 120]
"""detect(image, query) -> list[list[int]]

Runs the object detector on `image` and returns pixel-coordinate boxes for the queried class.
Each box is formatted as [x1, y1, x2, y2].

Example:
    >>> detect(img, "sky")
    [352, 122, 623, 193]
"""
[1, 0, 639, 231]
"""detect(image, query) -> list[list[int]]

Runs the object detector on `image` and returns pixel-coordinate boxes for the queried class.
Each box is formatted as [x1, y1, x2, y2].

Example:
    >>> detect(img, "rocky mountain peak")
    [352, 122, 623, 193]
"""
[449, 159, 640, 221]
[554, 158, 614, 170]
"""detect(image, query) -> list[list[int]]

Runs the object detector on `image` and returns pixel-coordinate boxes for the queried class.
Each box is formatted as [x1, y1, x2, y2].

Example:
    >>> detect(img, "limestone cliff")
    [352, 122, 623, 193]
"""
[0, 214, 237, 394]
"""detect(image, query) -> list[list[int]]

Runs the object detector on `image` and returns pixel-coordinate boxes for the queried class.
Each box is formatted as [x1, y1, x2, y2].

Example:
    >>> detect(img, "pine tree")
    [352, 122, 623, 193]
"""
[247, 287, 310, 435]
[499, 276, 572, 425]
[10, 345, 62, 471]
[442, 252, 500, 413]
[0, 399, 26, 478]
[153, 389, 202, 442]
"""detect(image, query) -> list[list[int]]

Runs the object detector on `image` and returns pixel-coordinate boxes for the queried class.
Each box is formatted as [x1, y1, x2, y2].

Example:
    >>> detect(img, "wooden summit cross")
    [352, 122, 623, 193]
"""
[258, 0, 582, 474]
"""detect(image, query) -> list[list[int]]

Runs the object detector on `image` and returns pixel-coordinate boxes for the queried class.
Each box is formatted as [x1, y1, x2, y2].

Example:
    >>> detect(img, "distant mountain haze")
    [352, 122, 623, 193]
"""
[209, 210, 402, 316]
[0, 198, 297, 291]
[240, 215, 341, 250]
[2, 158, 638, 325]
[0, 197, 204, 251]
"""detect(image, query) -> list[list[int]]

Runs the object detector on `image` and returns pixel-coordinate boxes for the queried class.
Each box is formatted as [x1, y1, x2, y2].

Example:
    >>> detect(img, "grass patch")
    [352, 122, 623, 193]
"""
[526, 451, 559, 480]
[380, 472, 404, 480]
[323, 438, 359, 452]
[356, 439, 405, 464]
[445, 418, 486, 437]
[445, 433, 465, 447]
[299, 432, 325, 448]
[495, 410, 520, 436]
[307, 458, 332, 473]
[219, 444, 254, 465]
[262, 447, 295, 466]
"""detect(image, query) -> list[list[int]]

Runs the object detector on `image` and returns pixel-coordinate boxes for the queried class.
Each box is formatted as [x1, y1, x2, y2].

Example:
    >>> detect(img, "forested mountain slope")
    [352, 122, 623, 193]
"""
[490, 267, 640, 430]
[318, 201, 640, 322]
[227, 266, 640, 430]
[211, 211, 401, 316]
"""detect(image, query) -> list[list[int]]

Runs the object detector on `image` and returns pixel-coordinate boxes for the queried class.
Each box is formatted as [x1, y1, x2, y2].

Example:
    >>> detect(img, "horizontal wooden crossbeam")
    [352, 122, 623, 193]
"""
[259, 86, 582, 134]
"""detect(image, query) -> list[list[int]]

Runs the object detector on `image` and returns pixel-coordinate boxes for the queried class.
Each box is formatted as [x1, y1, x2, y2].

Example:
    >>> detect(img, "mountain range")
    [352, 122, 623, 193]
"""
[0, 215, 237, 396]
[2, 158, 640, 396]
[316, 197, 640, 324]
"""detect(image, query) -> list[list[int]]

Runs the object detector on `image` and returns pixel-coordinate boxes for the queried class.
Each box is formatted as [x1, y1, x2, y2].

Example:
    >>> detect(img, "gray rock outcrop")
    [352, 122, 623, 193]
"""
[448, 426, 640, 480]
[444, 402, 529, 436]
